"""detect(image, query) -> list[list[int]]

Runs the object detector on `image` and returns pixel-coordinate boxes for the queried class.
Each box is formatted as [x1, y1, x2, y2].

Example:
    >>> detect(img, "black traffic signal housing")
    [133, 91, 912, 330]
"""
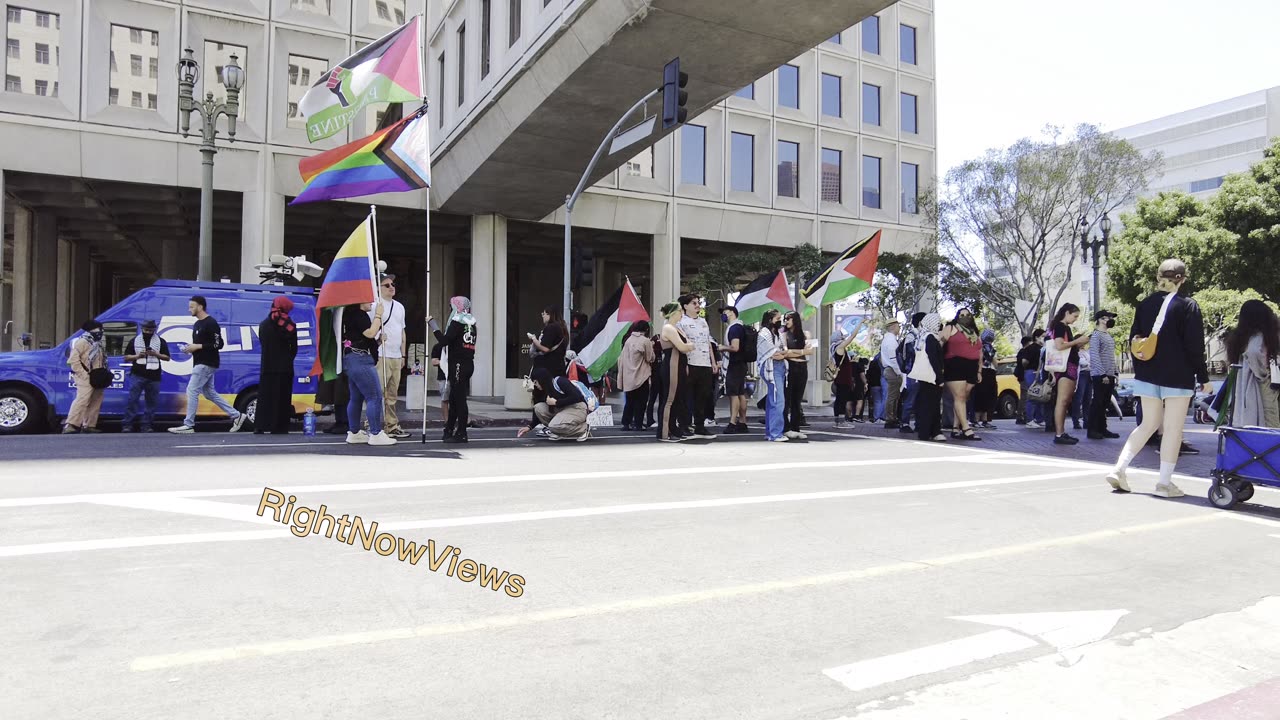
[661, 57, 688, 130]
[571, 246, 595, 290]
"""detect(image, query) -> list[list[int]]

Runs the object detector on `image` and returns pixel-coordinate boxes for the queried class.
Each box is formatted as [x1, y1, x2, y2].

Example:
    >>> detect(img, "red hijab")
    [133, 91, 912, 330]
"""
[270, 296, 296, 332]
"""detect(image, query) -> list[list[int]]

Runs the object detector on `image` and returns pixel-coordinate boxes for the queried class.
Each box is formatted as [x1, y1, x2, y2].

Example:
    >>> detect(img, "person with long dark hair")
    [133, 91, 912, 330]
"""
[620, 320, 655, 430]
[255, 296, 298, 434]
[943, 308, 982, 439]
[1226, 299, 1280, 428]
[757, 309, 789, 442]
[782, 312, 813, 440]
[526, 304, 569, 432]
[1047, 303, 1089, 445]
[1106, 259, 1210, 497]
[342, 300, 396, 446]
[429, 296, 477, 444]
[656, 302, 694, 442]
[915, 313, 948, 442]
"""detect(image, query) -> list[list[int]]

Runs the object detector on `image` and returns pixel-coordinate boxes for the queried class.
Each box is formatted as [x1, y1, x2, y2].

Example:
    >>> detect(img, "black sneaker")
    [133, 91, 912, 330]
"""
[1055, 434, 1079, 445]
[1104, 431, 1121, 439]
[884, 422, 900, 430]
[693, 426, 716, 437]
[1087, 432, 1106, 440]
[899, 425, 915, 434]
[1179, 441, 1200, 456]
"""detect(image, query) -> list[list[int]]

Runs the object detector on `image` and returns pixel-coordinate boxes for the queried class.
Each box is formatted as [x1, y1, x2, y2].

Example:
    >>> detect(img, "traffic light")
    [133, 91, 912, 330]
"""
[661, 57, 688, 129]
[580, 247, 594, 288]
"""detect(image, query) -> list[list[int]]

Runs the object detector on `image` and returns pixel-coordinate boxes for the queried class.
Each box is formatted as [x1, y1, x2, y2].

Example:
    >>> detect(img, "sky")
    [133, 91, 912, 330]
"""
[935, 0, 1280, 177]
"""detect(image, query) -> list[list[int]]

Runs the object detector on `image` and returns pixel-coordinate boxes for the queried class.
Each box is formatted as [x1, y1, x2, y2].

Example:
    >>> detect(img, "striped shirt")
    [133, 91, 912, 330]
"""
[1090, 330, 1118, 377]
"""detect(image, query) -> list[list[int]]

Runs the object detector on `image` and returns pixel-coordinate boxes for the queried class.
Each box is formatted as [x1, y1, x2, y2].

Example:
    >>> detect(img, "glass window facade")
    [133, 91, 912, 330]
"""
[862, 83, 880, 125]
[902, 162, 919, 214]
[901, 92, 917, 134]
[480, 0, 491, 79]
[508, 0, 521, 46]
[821, 148, 841, 203]
[777, 140, 799, 198]
[681, 124, 706, 186]
[821, 73, 841, 117]
[734, 84, 754, 100]
[456, 23, 466, 106]
[778, 64, 799, 109]
[901, 24, 917, 64]
[731, 132, 754, 192]
[287, 54, 328, 128]
[862, 155, 881, 209]
[110, 25, 158, 109]
[862, 16, 880, 54]
[204, 41, 249, 116]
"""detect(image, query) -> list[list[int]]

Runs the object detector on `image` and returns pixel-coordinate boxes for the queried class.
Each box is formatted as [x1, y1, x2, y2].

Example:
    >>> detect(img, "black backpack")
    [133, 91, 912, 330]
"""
[739, 325, 759, 361]
[896, 331, 917, 373]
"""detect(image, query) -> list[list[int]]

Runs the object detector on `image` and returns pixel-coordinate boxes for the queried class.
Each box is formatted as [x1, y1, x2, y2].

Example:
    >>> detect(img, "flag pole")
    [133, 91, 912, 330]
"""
[416, 13, 432, 444]
[369, 205, 385, 435]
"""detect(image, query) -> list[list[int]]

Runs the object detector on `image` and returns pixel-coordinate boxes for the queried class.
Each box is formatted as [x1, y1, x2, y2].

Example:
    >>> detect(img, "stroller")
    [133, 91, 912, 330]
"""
[1207, 365, 1280, 509]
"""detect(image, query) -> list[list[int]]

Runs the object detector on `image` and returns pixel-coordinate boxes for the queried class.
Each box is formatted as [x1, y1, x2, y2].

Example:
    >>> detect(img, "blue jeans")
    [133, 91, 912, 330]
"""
[345, 353, 383, 434]
[901, 377, 918, 425]
[123, 376, 160, 429]
[871, 385, 885, 421]
[1072, 369, 1093, 427]
[184, 364, 240, 427]
[1023, 370, 1045, 423]
[764, 360, 786, 440]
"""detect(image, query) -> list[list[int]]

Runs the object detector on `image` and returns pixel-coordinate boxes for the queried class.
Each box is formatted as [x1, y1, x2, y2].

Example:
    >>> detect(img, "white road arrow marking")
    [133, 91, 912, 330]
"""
[824, 609, 1128, 693]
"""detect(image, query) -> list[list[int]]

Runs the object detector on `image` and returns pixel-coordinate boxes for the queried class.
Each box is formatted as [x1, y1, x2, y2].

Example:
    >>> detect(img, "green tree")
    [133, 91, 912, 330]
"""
[1105, 192, 1238, 306]
[1191, 288, 1279, 360]
[860, 249, 942, 321]
[1210, 138, 1280, 303]
[688, 243, 826, 307]
[938, 124, 1161, 334]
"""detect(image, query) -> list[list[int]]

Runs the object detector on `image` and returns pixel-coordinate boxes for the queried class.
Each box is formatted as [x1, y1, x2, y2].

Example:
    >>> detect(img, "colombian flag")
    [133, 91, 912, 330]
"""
[311, 217, 377, 380]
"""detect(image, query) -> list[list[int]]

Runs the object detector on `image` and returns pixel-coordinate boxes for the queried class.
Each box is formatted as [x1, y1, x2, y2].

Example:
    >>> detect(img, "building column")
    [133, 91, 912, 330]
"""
[239, 190, 287, 283]
[469, 214, 507, 397]
[30, 211, 59, 348]
[71, 240, 93, 325]
[650, 201, 678, 322]
[55, 237, 71, 339]
[11, 206, 31, 349]
[161, 237, 182, 279]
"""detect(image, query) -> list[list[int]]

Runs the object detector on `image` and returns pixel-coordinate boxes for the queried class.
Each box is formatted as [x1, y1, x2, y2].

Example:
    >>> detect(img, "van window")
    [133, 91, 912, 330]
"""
[102, 321, 138, 357]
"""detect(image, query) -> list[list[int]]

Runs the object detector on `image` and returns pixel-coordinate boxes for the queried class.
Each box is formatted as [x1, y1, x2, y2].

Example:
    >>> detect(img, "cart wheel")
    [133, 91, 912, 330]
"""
[1233, 481, 1255, 503]
[1208, 481, 1239, 509]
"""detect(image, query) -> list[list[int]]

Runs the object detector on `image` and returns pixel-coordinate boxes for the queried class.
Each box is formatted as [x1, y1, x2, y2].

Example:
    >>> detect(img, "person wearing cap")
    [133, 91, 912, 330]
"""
[121, 320, 171, 433]
[1106, 259, 1210, 498]
[720, 305, 750, 434]
[1088, 309, 1121, 440]
[879, 318, 904, 429]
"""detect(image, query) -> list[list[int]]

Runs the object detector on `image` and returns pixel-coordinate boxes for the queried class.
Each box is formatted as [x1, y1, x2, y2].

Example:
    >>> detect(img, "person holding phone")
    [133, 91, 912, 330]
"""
[121, 319, 170, 433]
[526, 305, 568, 433]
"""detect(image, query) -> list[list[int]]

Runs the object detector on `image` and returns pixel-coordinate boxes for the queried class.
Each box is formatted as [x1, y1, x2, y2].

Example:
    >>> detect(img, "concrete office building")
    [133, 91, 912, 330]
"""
[1, 0, 935, 400]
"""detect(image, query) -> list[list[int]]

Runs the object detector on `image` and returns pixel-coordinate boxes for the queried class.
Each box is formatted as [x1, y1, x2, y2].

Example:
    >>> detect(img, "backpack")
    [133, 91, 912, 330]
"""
[738, 325, 758, 362]
[897, 331, 917, 373]
[556, 377, 599, 413]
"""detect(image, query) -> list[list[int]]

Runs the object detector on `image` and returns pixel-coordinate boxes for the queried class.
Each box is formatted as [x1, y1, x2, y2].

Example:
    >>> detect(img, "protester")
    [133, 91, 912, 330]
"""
[120, 319, 170, 433]
[757, 309, 789, 442]
[852, 357, 869, 421]
[831, 328, 856, 426]
[973, 328, 999, 429]
[339, 300, 395, 446]
[64, 319, 107, 434]
[720, 306, 751, 434]
[1046, 303, 1089, 445]
[1226, 299, 1280, 428]
[170, 296, 245, 434]
[1071, 343, 1093, 432]
[517, 367, 591, 441]
[655, 302, 694, 442]
[429, 295, 477, 444]
[255, 296, 298, 435]
[644, 331, 664, 430]
[1088, 310, 1121, 440]
[527, 304, 569, 432]
[373, 274, 410, 439]
[943, 308, 982, 440]
[897, 312, 925, 434]
[780, 312, 813, 441]
[1017, 330, 1046, 429]
[677, 294, 717, 437]
[866, 353, 882, 422]
[914, 313, 947, 442]
[1106, 259, 1209, 497]
[430, 342, 449, 423]
[879, 319, 904, 429]
[619, 321, 655, 430]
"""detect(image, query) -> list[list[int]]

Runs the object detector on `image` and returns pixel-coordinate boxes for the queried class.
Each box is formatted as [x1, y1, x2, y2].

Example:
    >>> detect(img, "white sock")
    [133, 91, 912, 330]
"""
[1113, 445, 1139, 474]
[1159, 461, 1176, 486]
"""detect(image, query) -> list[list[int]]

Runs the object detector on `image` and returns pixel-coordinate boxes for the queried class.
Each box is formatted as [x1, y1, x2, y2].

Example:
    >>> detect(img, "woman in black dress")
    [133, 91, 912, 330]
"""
[782, 312, 813, 440]
[255, 296, 298, 434]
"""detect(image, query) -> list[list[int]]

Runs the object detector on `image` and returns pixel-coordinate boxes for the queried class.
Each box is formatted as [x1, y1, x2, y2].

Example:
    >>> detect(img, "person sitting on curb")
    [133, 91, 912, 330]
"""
[516, 367, 592, 441]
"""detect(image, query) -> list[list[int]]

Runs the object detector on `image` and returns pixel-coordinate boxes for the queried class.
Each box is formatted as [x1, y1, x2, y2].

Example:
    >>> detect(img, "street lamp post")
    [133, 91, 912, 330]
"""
[177, 48, 245, 282]
[1080, 212, 1111, 312]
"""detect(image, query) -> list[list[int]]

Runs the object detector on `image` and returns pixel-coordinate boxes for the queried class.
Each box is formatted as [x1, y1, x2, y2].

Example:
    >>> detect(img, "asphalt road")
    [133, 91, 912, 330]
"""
[2, 425, 1278, 719]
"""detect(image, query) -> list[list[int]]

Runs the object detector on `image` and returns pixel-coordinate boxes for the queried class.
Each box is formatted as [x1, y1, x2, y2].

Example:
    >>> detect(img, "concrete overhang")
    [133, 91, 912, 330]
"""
[432, 0, 896, 220]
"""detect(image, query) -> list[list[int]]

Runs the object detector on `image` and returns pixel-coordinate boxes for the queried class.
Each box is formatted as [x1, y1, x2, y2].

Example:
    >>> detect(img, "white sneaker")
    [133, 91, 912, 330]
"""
[230, 414, 246, 433]
[1026, 421, 1042, 430]
[771, 436, 790, 442]
[1154, 481, 1184, 498]
[368, 431, 397, 446]
[346, 431, 369, 444]
[931, 434, 948, 442]
[168, 425, 194, 434]
[576, 427, 591, 442]
[1105, 470, 1131, 493]
[784, 431, 801, 440]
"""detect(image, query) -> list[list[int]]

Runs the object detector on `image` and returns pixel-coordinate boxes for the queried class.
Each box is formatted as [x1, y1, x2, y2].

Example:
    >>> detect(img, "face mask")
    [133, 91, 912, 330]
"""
[1105, 318, 1116, 329]
[89, 330, 104, 341]
[720, 314, 729, 323]
[773, 319, 783, 329]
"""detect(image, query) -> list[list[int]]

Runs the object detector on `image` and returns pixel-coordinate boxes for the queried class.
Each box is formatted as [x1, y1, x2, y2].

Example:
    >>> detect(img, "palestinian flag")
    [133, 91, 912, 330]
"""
[573, 280, 650, 382]
[299, 16, 423, 142]
[734, 269, 795, 326]
[801, 230, 882, 318]
[310, 217, 378, 380]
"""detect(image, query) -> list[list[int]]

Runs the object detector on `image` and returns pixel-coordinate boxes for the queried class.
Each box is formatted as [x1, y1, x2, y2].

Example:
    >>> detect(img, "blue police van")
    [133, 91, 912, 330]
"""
[0, 280, 320, 434]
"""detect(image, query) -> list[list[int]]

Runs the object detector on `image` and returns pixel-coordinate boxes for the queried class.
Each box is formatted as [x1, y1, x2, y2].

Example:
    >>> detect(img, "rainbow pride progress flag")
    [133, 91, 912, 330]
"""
[311, 217, 378, 380]
[291, 109, 431, 206]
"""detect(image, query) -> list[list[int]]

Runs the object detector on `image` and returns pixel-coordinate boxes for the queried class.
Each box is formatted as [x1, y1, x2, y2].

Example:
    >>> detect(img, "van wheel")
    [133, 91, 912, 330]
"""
[0, 386, 47, 435]
[998, 391, 1019, 420]
[235, 389, 258, 431]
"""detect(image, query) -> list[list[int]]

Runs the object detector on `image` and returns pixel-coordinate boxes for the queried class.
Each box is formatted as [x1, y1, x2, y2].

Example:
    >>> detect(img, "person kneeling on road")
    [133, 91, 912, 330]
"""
[517, 368, 592, 442]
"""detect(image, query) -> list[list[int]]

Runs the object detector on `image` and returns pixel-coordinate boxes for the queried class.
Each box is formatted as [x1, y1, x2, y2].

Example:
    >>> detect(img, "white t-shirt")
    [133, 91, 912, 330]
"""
[677, 315, 713, 368]
[880, 332, 900, 373]
[370, 299, 406, 359]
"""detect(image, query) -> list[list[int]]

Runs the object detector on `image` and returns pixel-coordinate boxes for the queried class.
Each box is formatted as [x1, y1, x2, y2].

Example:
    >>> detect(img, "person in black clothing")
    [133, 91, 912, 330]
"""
[527, 305, 569, 431]
[644, 332, 665, 429]
[170, 295, 245, 434]
[1014, 334, 1040, 425]
[915, 313, 948, 441]
[430, 343, 449, 423]
[865, 354, 882, 421]
[782, 311, 813, 440]
[1106, 259, 1210, 498]
[342, 300, 396, 446]
[255, 296, 298, 434]
[121, 319, 171, 432]
[429, 295, 477, 443]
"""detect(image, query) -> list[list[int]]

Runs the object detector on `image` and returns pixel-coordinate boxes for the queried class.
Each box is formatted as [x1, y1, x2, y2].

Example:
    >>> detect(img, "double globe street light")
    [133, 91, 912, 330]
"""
[1079, 212, 1112, 313]
[177, 48, 245, 282]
